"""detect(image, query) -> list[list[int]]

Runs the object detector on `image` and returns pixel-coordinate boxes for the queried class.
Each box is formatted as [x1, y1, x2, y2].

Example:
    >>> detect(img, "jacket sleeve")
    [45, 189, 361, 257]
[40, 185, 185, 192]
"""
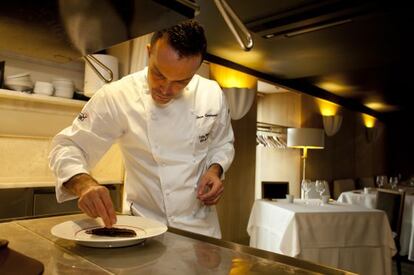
[205, 87, 235, 178]
[48, 87, 124, 202]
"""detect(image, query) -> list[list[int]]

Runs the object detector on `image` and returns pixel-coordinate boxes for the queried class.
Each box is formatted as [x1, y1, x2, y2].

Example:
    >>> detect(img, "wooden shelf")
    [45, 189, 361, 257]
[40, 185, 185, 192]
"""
[0, 88, 86, 108]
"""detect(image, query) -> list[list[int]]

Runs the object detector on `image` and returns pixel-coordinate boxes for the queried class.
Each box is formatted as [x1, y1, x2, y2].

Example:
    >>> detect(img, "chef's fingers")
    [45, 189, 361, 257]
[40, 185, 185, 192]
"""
[99, 189, 117, 225]
[78, 186, 115, 227]
[199, 181, 223, 201]
[204, 188, 224, 205]
[197, 177, 210, 197]
[203, 186, 224, 205]
[78, 199, 97, 218]
[95, 188, 117, 228]
[91, 194, 113, 228]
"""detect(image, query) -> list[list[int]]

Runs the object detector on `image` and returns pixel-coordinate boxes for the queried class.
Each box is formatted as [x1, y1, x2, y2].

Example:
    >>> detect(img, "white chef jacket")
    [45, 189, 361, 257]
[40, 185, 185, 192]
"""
[49, 67, 235, 238]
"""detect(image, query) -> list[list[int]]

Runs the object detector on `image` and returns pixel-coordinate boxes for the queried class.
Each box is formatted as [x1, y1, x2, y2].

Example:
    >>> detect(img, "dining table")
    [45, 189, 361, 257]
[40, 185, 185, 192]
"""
[338, 187, 414, 261]
[247, 199, 396, 275]
[0, 213, 356, 275]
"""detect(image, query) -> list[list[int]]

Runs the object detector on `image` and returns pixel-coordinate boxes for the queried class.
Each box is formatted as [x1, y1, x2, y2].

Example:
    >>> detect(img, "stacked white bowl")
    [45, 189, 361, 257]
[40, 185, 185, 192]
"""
[53, 78, 74, 99]
[4, 73, 34, 92]
[33, 81, 54, 96]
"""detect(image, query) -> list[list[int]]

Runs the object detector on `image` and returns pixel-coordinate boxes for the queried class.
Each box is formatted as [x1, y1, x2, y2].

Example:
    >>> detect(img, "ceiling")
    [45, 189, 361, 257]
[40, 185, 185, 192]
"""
[1, 1, 411, 120]
[195, 0, 412, 120]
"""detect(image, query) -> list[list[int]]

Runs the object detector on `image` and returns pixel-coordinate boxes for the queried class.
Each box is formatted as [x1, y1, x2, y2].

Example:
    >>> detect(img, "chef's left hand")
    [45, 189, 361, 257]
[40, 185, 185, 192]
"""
[197, 164, 224, 205]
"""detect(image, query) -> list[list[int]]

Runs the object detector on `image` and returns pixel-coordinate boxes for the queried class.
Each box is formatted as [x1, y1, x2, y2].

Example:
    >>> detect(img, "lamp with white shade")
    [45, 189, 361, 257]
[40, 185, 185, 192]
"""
[287, 128, 325, 181]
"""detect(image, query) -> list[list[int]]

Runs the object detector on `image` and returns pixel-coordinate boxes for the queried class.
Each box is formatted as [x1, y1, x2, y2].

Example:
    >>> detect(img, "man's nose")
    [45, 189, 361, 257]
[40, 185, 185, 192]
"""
[160, 81, 173, 95]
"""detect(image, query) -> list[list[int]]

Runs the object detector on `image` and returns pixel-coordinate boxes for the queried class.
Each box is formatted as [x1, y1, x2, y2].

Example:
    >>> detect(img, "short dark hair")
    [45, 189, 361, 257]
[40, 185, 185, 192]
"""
[150, 20, 207, 60]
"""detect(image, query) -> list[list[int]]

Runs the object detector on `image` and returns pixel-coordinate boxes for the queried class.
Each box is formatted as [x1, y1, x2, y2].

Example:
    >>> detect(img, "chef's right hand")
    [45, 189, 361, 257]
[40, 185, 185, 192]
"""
[64, 173, 117, 228]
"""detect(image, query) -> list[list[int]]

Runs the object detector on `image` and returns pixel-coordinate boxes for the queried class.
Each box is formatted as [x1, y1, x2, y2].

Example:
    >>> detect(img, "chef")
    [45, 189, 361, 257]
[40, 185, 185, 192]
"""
[48, 20, 235, 238]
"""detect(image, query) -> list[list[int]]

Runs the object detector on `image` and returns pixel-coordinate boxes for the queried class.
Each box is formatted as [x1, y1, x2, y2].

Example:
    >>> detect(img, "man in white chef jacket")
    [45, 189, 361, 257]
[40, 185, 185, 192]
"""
[49, 20, 235, 239]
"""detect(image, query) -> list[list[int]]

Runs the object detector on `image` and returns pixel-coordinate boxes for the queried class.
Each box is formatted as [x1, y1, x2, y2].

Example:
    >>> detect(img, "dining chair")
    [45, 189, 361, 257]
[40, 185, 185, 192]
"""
[375, 189, 405, 275]
[357, 176, 375, 189]
[333, 179, 356, 200]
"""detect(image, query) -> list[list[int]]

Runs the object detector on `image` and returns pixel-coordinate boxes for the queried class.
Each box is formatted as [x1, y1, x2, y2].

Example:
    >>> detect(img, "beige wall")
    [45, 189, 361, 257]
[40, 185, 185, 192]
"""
[257, 92, 301, 127]
[256, 92, 302, 198]
[0, 135, 123, 187]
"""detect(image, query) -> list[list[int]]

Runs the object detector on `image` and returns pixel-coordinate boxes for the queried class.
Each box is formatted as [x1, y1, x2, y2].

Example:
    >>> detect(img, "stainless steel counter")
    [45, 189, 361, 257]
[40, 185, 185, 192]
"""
[0, 214, 355, 274]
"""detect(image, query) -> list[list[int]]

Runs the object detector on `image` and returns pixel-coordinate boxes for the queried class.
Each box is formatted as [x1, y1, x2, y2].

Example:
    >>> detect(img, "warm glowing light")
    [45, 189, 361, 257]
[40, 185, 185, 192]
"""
[210, 63, 257, 88]
[364, 101, 399, 112]
[229, 258, 253, 274]
[362, 114, 376, 128]
[316, 81, 360, 96]
[318, 82, 346, 92]
[316, 98, 340, 116]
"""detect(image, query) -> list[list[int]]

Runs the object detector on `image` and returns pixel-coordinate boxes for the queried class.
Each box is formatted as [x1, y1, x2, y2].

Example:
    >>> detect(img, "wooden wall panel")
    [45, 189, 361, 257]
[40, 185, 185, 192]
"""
[216, 96, 257, 245]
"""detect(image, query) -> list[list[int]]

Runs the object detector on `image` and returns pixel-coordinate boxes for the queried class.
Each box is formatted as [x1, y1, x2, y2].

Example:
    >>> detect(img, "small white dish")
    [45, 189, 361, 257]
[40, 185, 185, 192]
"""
[4, 83, 33, 91]
[51, 215, 167, 248]
[6, 72, 31, 79]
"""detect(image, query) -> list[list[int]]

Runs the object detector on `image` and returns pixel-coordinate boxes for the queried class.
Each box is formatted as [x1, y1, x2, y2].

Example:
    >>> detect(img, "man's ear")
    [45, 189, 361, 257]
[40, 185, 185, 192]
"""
[147, 44, 151, 57]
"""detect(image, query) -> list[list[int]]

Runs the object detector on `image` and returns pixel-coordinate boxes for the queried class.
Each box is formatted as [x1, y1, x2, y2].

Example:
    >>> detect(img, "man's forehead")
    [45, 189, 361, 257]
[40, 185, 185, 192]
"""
[149, 42, 201, 81]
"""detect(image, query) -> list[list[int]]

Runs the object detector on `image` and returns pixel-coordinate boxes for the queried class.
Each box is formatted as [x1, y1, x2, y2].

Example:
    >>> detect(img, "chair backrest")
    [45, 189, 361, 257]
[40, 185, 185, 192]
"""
[375, 189, 405, 237]
[333, 179, 356, 199]
[358, 176, 376, 188]
[261, 181, 289, 199]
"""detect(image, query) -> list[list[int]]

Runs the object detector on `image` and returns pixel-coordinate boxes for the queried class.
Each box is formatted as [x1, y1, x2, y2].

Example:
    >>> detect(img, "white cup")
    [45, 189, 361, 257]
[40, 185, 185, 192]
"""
[34, 81, 54, 96]
[321, 195, 330, 205]
[364, 187, 370, 194]
[54, 87, 74, 99]
[286, 194, 294, 203]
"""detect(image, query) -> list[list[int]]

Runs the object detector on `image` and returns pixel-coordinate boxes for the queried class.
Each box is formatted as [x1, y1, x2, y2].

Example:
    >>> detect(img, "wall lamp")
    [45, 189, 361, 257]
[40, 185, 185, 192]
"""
[210, 63, 257, 120]
[317, 98, 342, 136]
[362, 114, 377, 143]
[323, 115, 343, 136]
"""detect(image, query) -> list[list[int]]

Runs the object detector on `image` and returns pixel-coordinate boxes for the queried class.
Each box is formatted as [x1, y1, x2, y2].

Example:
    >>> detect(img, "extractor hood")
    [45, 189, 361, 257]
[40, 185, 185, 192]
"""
[0, 0, 198, 63]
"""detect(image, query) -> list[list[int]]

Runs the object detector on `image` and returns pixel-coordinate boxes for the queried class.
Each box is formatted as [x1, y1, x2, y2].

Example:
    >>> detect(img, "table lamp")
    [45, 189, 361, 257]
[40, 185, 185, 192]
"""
[287, 128, 325, 180]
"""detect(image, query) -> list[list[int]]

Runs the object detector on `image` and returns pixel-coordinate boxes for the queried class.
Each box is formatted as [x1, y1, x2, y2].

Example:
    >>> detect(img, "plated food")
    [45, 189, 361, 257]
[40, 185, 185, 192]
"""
[51, 215, 167, 248]
[85, 227, 137, 237]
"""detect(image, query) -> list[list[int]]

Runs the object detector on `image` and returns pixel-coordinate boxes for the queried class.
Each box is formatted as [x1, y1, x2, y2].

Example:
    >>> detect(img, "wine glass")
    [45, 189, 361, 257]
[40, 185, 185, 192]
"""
[376, 175, 387, 189]
[301, 179, 312, 204]
[389, 177, 398, 190]
[315, 180, 326, 204]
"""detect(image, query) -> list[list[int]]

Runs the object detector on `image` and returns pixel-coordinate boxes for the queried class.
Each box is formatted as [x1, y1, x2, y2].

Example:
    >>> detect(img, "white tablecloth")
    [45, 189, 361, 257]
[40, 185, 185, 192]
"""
[247, 199, 396, 275]
[338, 189, 414, 261]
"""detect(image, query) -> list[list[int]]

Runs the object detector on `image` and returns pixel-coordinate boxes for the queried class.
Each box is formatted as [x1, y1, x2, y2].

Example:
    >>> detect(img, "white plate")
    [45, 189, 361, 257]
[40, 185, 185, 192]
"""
[6, 72, 31, 79]
[51, 215, 167, 248]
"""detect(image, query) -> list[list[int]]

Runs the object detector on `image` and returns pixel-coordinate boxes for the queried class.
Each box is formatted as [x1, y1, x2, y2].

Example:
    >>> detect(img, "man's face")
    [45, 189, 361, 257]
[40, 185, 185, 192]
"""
[147, 37, 202, 104]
